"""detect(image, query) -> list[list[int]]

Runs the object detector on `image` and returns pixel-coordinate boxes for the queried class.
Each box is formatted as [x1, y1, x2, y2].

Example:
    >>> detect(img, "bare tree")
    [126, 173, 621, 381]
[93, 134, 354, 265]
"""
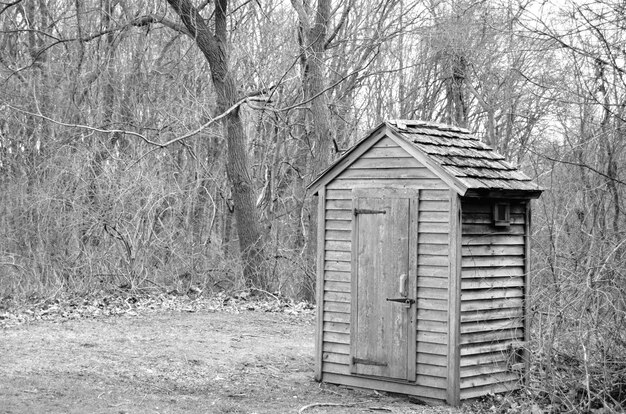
[165, 0, 267, 289]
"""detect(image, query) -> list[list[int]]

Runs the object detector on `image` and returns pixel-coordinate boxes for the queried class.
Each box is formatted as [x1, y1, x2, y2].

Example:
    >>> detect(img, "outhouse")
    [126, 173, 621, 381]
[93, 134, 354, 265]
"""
[307, 120, 542, 405]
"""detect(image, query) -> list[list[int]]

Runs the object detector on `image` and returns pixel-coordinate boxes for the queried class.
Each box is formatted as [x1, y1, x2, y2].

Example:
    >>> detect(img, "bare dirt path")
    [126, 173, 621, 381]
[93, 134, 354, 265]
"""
[0, 302, 460, 414]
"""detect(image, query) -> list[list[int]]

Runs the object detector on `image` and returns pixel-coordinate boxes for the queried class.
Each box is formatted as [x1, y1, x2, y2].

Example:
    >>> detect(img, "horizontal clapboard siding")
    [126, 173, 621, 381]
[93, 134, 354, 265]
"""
[320, 136, 451, 399]
[321, 166, 353, 377]
[416, 188, 450, 391]
[459, 199, 526, 398]
[327, 138, 447, 191]
[322, 245, 351, 349]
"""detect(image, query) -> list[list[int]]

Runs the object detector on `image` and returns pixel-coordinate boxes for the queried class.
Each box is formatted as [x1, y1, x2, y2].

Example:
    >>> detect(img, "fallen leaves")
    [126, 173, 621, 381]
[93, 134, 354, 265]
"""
[0, 290, 315, 329]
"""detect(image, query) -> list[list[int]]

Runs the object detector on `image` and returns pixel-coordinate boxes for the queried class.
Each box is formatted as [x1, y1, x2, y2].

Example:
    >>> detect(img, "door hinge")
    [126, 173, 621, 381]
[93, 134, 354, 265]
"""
[353, 208, 386, 216]
[352, 357, 388, 367]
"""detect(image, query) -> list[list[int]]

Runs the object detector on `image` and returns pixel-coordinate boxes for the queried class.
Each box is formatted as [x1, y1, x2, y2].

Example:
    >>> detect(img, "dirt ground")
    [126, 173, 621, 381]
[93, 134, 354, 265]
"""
[0, 298, 461, 414]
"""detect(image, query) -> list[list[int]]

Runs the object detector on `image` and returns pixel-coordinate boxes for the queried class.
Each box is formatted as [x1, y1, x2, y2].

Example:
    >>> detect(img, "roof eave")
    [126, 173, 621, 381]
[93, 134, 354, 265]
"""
[462, 188, 544, 199]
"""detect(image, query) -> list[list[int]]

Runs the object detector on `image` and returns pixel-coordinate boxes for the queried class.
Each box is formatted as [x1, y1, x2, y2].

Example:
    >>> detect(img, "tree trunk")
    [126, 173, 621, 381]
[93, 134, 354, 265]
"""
[166, 0, 267, 289]
[447, 52, 467, 128]
[292, 0, 333, 300]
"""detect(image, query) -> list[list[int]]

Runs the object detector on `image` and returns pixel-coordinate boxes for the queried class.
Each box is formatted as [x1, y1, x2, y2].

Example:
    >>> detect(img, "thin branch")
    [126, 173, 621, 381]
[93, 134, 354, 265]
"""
[575, 4, 626, 89]
[157, 97, 249, 146]
[131, 14, 189, 35]
[528, 146, 626, 186]
[197, 0, 211, 11]
[230, 0, 256, 17]
[270, 48, 380, 113]
[244, 83, 279, 99]
[0, 0, 22, 16]
[325, 0, 352, 49]
[299, 402, 358, 413]
[4, 14, 188, 46]
[0, 54, 27, 85]
[5, 96, 251, 149]
[3, 28, 60, 42]
[522, 13, 626, 76]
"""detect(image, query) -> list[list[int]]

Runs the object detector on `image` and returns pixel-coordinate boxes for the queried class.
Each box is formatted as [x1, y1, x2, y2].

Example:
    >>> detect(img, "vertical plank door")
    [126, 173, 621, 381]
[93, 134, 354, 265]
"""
[350, 195, 414, 381]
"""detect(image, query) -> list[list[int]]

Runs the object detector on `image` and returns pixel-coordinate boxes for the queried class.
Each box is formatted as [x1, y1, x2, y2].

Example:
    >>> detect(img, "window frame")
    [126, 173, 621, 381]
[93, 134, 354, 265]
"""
[493, 202, 511, 227]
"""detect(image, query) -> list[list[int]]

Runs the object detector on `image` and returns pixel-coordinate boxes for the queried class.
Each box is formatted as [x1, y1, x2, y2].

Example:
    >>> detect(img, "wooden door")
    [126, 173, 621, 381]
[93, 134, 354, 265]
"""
[350, 192, 417, 381]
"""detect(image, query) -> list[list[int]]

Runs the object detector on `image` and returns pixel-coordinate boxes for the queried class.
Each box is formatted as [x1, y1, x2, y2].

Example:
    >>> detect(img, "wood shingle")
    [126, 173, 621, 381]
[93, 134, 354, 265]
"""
[309, 120, 542, 198]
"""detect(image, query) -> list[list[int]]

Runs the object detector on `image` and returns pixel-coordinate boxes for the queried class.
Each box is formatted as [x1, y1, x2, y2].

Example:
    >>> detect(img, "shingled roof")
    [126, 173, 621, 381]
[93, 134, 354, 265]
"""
[308, 119, 542, 198]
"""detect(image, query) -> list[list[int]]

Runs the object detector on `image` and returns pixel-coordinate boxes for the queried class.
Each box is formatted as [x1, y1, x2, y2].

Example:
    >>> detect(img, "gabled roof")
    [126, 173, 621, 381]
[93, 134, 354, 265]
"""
[308, 120, 543, 198]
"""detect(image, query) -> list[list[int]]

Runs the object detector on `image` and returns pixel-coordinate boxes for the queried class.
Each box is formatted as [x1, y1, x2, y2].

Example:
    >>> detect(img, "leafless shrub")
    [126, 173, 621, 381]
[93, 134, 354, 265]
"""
[530, 150, 626, 412]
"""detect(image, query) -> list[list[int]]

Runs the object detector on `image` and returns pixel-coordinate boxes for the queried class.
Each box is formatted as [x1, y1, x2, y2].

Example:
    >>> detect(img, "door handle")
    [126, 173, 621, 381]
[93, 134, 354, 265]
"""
[399, 273, 407, 297]
[386, 297, 415, 308]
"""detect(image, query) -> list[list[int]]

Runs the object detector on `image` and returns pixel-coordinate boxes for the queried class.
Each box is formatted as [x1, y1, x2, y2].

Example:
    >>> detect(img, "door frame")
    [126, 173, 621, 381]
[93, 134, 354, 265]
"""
[349, 188, 419, 382]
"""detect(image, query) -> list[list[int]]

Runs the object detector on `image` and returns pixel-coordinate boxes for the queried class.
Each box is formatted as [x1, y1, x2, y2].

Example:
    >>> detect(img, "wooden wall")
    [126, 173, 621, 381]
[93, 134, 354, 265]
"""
[459, 199, 527, 400]
[415, 189, 451, 396]
[319, 136, 452, 400]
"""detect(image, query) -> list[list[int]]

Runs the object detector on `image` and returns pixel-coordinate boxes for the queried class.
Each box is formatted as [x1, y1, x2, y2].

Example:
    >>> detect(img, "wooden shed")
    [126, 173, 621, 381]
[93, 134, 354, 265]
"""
[307, 120, 542, 405]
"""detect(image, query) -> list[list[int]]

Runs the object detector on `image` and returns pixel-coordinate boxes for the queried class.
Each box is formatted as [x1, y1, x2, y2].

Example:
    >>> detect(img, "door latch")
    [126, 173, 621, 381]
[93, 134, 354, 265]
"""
[386, 297, 415, 308]
[353, 208, 386, 216]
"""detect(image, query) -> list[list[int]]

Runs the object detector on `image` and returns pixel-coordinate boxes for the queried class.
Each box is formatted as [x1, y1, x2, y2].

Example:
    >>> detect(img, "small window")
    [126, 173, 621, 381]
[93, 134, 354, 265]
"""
[493, 202, 511, 227]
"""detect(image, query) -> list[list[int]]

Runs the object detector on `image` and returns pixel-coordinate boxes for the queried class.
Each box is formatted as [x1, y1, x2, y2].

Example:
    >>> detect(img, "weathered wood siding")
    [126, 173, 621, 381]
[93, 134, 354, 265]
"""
[459, 199, 526, 400]
[320, 136, 450, 400]
[415, 188, 450, 396]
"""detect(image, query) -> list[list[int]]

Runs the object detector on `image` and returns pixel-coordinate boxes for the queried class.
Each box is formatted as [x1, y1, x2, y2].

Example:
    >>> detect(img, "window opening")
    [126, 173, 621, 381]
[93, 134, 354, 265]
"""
[493, 202, 511, 227]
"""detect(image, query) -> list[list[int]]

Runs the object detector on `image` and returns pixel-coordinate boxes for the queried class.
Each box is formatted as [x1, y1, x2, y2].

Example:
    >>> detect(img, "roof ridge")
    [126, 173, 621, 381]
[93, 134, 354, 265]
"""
[387, 119, 471, 135]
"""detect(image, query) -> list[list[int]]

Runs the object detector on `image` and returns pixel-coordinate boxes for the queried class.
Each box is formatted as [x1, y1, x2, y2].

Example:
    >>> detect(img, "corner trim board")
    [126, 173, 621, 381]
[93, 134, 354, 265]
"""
[446, 191, 461, 405]
[314, 185, 326, 381]
[349, 195, 359, 374]
[523, 201, 532, 383]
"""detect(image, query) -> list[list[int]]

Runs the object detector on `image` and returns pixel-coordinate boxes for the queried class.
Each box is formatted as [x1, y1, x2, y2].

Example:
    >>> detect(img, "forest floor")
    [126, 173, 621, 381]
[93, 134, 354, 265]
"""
[0, 293, 464, 414]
